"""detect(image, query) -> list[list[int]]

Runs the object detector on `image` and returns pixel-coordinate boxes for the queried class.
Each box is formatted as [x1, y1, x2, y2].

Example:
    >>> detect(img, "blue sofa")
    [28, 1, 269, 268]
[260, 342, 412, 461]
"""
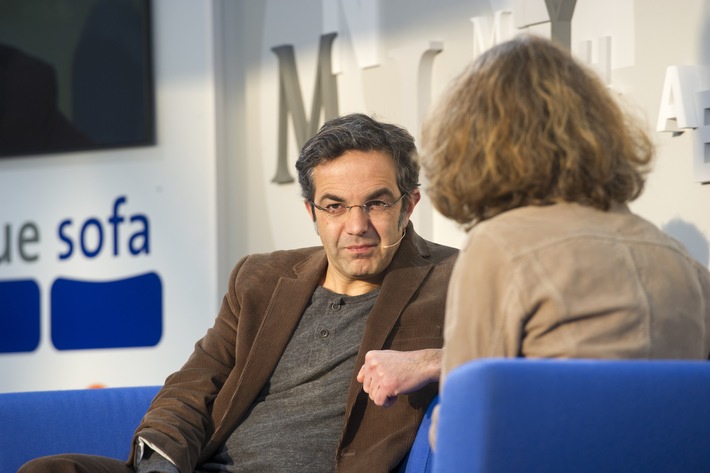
[5, 359, 710, 472]
[0, 384, 434, 472]
[1, 385, 160, 472]
[434, 358, 710, 472]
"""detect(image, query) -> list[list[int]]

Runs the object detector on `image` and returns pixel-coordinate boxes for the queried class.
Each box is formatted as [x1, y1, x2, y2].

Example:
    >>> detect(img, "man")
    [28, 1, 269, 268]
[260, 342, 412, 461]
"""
[20, 113, 457, 472]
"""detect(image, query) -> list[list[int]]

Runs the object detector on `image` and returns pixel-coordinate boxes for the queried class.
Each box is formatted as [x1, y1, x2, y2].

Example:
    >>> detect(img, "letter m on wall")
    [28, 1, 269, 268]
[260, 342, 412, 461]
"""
[271, 33, 339, 184]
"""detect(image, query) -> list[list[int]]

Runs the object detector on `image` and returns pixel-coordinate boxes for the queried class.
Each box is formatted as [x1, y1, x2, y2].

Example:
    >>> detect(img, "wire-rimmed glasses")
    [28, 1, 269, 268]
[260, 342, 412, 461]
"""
[310, 193, 408, 218]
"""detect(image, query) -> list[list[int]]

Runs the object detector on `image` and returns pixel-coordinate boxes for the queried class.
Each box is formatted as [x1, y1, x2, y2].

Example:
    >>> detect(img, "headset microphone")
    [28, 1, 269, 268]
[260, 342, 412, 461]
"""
[382, 229, 406, 249]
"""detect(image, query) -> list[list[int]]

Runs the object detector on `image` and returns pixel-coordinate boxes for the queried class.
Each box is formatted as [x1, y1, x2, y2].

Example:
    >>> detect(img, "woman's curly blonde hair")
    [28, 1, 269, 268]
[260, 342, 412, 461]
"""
[419, 34, 654, 229]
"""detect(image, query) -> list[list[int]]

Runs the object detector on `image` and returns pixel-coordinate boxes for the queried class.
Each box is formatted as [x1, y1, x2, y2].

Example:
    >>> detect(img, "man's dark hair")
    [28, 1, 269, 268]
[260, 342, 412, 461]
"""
[295, 113, 420, 203]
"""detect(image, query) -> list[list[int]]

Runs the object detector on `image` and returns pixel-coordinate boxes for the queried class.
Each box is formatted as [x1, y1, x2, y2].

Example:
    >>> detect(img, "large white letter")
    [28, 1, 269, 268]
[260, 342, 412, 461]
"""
[656, 65, 708, 132]
[577, 36, 611, 85]
[323, 0, 381, 71]
[471, 10, 515, 58]
[693, 89, 710, 183]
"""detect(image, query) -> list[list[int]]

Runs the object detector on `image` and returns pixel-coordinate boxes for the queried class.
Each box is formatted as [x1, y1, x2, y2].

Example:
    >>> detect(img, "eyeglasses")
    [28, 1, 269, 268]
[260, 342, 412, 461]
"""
[310, 193, 407, 218]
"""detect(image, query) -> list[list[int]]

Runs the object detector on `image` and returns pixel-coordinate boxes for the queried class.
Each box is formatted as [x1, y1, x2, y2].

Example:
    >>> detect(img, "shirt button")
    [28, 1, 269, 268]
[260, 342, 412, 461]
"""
[320, 329, 330, 338]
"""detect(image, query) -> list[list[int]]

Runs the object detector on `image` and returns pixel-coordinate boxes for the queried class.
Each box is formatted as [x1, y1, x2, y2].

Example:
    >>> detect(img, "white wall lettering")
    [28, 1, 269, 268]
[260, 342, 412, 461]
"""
[387, 40, 444, 237]
[657, 65, 709, 132]
[323, 0, 381, 71]
[657, 65, 710, 183]
[471, 9, 515, 57]
[693, 89, 710, 183]
[577, 36, 611, 84]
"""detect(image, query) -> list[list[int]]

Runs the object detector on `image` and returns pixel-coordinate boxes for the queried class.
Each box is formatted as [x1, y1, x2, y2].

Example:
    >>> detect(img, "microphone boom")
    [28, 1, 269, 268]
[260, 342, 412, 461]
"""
[382, 230, 406, 249]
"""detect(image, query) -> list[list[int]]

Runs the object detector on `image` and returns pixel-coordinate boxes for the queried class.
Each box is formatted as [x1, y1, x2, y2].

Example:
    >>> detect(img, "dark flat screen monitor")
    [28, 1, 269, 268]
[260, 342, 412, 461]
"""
[0, 0, 155, 158]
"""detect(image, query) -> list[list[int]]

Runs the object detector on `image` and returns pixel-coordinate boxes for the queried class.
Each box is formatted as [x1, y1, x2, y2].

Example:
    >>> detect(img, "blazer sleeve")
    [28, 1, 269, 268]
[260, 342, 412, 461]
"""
[129, 256, 247, 473]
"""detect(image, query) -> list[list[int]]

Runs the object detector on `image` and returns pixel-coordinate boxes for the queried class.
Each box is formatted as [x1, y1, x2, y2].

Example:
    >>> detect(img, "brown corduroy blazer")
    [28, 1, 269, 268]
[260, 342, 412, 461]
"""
[130, 223, 457, 472]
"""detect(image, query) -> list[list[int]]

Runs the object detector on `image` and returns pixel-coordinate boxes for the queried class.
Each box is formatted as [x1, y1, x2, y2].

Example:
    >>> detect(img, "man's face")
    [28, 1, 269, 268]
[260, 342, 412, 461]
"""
[306, 150, 419, 294]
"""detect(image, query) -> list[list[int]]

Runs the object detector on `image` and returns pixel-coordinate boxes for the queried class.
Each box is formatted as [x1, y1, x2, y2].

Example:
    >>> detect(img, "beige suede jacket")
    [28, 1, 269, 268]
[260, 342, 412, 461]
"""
[430, 202, 710, 448]
[442, 202, 710, 384]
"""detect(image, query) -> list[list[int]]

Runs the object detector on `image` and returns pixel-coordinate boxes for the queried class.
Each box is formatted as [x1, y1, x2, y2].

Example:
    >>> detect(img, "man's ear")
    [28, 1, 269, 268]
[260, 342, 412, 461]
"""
[304, 199, 316, 222]
[406, 188, 422, 216]
[398, 188, 421, 230]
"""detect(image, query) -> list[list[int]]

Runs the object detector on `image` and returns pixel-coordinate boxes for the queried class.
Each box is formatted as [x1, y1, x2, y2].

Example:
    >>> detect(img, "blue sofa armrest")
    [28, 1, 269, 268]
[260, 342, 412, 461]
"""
[398, 395, 437, 473]
[0, 385, 160, 473]
[434, 359, 710, 473]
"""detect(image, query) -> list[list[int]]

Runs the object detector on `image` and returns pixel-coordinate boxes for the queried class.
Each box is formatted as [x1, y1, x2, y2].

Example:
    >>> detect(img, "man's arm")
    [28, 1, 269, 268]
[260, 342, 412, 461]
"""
[135, 446, 179, 473]
[129, 257, 248, 472]
[357, 348, 441, 407]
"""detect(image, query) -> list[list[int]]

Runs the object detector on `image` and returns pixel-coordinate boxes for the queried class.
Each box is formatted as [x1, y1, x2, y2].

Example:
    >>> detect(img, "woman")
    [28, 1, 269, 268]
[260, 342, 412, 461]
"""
[419, 34, 710, 420]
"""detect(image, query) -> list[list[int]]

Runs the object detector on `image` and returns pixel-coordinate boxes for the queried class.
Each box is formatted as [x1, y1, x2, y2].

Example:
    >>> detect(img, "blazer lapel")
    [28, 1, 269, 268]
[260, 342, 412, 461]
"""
[343, 224, 435, 417]
[202, 251, 327, 458]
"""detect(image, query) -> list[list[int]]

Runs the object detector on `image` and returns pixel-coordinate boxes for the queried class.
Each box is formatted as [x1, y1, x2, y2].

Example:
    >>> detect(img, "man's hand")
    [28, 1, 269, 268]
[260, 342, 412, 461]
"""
[357, 348, 442, 407]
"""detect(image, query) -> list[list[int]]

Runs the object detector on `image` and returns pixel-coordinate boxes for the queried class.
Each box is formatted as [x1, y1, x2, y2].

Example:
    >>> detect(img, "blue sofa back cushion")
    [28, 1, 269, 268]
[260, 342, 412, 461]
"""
[434, 359, 710, 473]
[1, 385, 160, 473]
